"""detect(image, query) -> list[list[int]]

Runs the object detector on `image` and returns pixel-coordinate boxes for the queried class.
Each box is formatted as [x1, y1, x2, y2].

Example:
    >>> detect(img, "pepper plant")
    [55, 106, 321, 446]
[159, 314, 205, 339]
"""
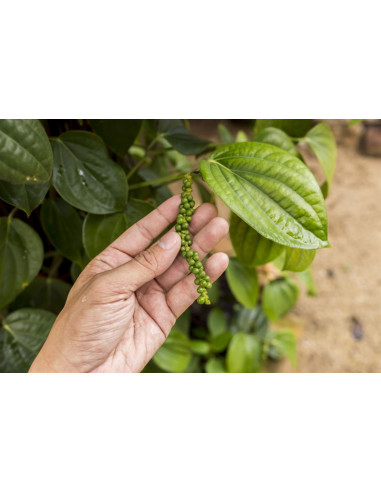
[0, 119, 336, 372]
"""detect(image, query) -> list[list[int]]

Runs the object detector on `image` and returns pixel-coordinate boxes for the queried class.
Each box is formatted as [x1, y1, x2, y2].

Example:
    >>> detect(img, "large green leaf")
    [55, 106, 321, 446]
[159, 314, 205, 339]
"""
[83, 198, 154, 259]
[226, 258, 259, 309]
[0, 119, 53, 184]
[262, 278, 299, 321]
[51, 131, 128, 214]
[0, 180, 50, 215]
[41, 198, 84, 265]
[159, 120, 211, 155]
[11, 277, 71, 314]
[0, 217, 43, 310]
[303, 123, 337, 196]
[281, 247, 316, 272]
[200, 142, 328, 249]
[1, 308, 55, 372]
[226, 333, 261, 373]
[253, 127, 300, 157]
[255, 119, 314, 138]
[90, 119, 142, 156]
[153, 330, 192, 373]
[230, 213, 284, 266]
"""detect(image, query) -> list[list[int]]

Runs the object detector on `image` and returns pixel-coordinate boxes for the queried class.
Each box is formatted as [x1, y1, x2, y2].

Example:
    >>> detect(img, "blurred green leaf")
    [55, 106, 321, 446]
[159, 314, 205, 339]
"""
[262, 278, 299, 321]
[0, 119, 53, 184]
[41, 198, 84, 265]
[90, 119, 142, 156]
[11, 277, 71, 314]
[190, 340, 210, 355]
[51, 131, 128, 214]
[218, 124, 234, 144]
[153, 330, 192, 373]
[348, 119, 364, 126]
[226, 258, 259, 309]
[210, 332, 233, 353]
[1, 308, 55, 372]
[266, 330, 297, 368]
[231, 305, 269, 338]
[0, 217, 43, 310]
[235, 130, 248, 142]
[207, 307, 228, 337]
[297, 268, 317, 296]
[303, 123, 336, 196]
[173, 310, 191, 336]
[230, 214, 284, 266]
[205, 358, 226, 373]
[226, 333, 261, 373]
[281, 247, 316, 272]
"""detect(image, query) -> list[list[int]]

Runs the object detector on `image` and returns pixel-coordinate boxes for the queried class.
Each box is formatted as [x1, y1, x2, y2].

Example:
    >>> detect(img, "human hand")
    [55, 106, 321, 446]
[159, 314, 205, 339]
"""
[29, 195, 229, 373]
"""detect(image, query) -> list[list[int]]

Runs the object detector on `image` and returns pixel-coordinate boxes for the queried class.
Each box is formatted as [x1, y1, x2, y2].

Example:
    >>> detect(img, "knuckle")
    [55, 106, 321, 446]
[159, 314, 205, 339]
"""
[135, 248, 159, 273]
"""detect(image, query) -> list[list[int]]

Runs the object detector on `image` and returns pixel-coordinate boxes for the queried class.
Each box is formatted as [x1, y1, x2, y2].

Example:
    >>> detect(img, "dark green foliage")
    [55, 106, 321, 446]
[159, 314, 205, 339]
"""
[0, 119, 335, 372]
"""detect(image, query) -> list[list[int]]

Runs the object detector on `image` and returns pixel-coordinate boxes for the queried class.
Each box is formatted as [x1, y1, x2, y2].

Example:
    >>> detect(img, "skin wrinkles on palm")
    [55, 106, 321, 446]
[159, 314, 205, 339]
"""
[30, 195, 229, 373]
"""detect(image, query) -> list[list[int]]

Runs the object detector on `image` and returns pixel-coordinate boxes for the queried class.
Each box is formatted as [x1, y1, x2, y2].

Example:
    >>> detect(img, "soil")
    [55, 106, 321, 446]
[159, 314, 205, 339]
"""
[189, 120, 381, 373]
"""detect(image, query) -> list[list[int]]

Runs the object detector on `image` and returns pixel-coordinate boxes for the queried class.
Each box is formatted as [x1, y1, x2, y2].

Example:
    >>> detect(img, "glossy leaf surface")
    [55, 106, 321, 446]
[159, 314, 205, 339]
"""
[1, 308, 55, 372]
[0, 180, 49, 215]
[201, 142, 328, 249]
[230, 214, 284, 266]
[90, 119, 142, 156]
[41, 198, 84, 264]
[51, 131, 128, 214]
[11, 277, 71, 314]
[0, 218, 43, 309]
[0, 119, 53, 184]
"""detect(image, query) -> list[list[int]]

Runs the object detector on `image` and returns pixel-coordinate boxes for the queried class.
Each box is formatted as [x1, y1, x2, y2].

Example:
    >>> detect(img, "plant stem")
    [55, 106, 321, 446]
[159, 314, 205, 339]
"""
[48, 253, 64, 278]
[128, 172, 189, 190]
[126, 134, 164, 181]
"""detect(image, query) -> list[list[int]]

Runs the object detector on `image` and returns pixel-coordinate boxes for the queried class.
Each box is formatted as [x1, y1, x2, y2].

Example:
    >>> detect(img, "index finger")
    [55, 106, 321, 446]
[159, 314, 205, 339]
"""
[108, 194, 181, 257]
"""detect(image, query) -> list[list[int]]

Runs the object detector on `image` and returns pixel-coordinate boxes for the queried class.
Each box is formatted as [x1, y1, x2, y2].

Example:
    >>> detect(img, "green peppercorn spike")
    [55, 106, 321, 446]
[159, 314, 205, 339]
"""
[175, 173, 211, 305]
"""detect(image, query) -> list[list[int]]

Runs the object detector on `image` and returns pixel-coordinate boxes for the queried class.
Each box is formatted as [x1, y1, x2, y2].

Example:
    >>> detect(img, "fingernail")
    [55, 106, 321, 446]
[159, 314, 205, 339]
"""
[158, 231, 179, 250]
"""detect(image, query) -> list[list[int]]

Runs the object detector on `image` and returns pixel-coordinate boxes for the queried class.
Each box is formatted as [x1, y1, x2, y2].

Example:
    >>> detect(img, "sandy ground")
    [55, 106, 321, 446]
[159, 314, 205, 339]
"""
[190, 120, 381, 373]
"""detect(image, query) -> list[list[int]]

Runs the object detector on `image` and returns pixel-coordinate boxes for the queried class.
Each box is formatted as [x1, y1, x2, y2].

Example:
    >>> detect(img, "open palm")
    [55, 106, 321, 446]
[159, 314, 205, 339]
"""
[30, 195, 229, 373]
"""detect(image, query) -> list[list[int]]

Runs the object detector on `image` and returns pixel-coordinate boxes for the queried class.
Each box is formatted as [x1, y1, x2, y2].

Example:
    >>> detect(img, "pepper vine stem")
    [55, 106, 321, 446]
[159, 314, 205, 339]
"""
[126, 133, 165, 181]
[128, 172, 191, 190]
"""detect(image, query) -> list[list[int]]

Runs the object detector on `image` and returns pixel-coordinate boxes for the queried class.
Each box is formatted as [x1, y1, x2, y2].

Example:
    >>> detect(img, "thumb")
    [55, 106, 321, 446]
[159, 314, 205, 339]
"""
[105, 231, 180, 291]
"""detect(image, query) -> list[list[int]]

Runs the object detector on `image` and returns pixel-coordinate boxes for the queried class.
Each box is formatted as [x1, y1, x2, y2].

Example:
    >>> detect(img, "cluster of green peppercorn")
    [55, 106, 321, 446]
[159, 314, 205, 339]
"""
[175, 173, 211, 305]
